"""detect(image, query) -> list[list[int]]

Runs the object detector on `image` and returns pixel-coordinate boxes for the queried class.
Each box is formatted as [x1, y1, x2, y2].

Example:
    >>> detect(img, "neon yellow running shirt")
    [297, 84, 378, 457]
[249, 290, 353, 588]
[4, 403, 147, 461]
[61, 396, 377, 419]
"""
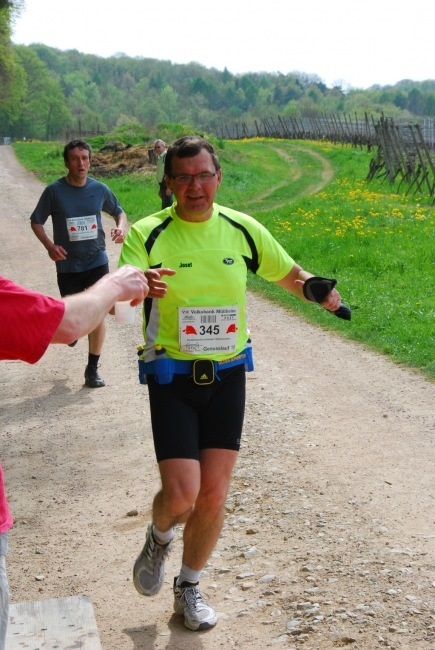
[119, 203, 294, 361]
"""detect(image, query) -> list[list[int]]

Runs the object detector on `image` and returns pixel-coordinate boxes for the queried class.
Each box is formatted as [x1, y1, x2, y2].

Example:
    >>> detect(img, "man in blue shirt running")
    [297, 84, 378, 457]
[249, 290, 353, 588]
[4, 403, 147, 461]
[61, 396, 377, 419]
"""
[30, 139, 128, 388]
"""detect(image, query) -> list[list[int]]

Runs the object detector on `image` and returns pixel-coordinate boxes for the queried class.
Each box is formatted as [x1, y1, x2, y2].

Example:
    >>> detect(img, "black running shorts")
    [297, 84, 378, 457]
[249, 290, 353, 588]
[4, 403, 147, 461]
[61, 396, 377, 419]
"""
[56, 264, 110, 297]
[147, 364, 246, 462]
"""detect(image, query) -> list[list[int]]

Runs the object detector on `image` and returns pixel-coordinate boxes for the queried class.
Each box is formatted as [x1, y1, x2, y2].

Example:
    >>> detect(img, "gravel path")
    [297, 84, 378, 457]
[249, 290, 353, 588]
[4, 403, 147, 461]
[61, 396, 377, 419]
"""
[1, 144, 435, 650]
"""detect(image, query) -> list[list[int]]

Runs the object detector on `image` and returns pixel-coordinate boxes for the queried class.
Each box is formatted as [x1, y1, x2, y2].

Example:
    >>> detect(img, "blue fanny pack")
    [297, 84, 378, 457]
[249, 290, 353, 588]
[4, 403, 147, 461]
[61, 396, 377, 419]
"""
[137, 345, 254, 385]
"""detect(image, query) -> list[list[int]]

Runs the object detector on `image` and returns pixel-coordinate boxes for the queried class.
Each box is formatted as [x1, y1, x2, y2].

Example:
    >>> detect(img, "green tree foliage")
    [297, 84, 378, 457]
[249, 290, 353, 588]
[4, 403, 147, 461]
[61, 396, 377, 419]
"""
[0, 2, 27, 133]
[4, 41, 435, 140]
[407, 87, 424, 115]
[0, 5, 14, 95]
[12, 46, 71, 139]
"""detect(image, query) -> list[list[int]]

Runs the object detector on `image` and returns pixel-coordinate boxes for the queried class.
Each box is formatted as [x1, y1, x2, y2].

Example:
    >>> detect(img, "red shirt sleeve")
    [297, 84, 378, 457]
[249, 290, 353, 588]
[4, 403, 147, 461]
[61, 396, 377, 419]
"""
[0, 276, 65, 364]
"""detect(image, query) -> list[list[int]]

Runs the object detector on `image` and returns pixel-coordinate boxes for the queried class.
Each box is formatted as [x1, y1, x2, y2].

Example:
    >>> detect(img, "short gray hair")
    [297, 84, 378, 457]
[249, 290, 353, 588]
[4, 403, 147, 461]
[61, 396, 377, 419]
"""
[165, 136, 221, 177]
[154, 139, 165, 147]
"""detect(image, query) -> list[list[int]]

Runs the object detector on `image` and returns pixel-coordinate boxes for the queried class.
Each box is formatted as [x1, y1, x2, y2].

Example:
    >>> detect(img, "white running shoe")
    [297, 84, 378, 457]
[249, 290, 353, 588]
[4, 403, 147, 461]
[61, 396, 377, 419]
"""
[133, 524, 172, 596]
[173, 577, 217, 631]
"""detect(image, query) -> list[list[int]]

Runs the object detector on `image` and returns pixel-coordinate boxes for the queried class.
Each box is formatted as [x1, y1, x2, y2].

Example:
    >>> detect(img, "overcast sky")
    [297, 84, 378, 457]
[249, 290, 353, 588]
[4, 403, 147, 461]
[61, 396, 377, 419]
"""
[12, 0, 435, 89]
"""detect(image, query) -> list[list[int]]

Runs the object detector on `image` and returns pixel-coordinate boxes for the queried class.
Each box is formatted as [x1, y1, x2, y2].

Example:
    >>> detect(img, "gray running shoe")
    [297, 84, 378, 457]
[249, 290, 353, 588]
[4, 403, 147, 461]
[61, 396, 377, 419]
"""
[133, 525, 172, 596]
[173, 577, 217, 631]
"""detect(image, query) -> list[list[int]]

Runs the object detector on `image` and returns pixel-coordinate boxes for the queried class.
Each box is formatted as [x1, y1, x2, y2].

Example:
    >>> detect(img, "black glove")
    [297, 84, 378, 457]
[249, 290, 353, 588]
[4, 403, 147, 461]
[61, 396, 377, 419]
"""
[302, 276, 351, 321]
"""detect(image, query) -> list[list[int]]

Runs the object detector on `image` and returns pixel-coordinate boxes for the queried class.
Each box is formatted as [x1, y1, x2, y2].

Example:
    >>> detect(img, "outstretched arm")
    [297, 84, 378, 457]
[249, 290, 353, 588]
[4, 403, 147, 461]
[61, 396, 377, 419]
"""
[51, 265, 149, 344]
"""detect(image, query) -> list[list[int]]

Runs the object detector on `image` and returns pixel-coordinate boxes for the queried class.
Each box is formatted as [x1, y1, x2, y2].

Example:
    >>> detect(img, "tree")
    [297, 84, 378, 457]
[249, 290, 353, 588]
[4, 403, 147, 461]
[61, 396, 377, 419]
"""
[120, 72, 136, 95]
[239, 75, 258, 108]
[160, 85, 179, 122]
[14, 46, 71, 138]
[408, 88, 424, 115]
[0, 3, 27, 132]
[423, 93, 435, 117]
[0, 51, 25, 132]
[393, 91, 407, 109]
[221, 67, 232, 84]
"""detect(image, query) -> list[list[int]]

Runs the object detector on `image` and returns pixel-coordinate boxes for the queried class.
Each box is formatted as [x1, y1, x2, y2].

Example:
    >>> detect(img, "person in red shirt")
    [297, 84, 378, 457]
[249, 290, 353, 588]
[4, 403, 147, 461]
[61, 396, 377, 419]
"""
[0, 264, 166, 649]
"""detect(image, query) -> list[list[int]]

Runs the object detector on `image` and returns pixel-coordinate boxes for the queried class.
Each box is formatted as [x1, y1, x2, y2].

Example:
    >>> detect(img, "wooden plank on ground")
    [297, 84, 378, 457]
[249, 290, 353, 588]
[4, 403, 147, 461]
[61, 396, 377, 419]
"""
[6, 595, 101, 649]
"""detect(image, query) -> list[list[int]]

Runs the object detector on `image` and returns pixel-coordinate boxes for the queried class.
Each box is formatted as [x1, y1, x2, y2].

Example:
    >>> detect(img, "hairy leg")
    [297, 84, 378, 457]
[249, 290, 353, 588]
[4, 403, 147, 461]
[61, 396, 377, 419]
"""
[182, 448, 238, 571]
[153, 458, 201, 532]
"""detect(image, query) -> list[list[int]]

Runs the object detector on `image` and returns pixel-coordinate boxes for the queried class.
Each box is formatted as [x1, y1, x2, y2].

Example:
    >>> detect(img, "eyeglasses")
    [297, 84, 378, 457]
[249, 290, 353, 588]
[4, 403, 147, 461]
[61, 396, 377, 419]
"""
[169, 171, 219, 186]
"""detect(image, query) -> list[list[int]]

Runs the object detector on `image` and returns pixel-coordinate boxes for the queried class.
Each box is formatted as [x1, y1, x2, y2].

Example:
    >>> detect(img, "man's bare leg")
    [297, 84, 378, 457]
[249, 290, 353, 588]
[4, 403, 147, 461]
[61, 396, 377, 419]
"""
[154, 449, 237, 631]
[154, 449, 237, 566]
[88, 319, 105, 355]
[153, 458, 201, 532]
[133, 458, 200, 597]
[182, 448, 238, 570]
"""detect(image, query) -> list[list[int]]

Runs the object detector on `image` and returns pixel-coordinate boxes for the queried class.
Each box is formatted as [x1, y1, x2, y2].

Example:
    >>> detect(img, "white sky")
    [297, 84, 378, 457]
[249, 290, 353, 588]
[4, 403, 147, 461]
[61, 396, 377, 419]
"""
[12, 0, 435, 90]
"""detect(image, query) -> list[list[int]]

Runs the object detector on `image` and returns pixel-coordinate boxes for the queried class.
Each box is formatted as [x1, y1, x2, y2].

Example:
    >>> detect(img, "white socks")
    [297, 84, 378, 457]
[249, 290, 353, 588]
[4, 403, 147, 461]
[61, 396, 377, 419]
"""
[177, 562, 201, 586]
[152, 524, 174, 545]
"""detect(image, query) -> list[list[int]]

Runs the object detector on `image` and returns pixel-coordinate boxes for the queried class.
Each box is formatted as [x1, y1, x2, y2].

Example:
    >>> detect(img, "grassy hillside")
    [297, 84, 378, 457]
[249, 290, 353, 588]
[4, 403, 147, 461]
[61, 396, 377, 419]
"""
[4, 41, 435, 141]
[13, 139, 435, 379]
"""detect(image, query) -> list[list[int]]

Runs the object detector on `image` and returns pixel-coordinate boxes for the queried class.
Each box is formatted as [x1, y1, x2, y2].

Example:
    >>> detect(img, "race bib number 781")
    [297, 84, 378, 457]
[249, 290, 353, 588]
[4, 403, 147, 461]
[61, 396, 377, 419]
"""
[66, 215, 98, 241]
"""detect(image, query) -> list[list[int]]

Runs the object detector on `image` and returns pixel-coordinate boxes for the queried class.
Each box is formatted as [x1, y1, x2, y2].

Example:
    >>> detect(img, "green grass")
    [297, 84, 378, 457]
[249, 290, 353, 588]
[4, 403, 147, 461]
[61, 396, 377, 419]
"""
[12, 141, 65, 184]
[242, 141, 435, 379]
[12, 138, 435, 379]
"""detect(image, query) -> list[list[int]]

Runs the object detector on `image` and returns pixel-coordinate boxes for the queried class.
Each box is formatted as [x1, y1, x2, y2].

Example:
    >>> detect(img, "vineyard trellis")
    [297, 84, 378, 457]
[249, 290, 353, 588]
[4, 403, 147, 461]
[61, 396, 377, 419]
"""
[204, 114, 435, 200]
[207, 113, 379, 150]
[367, 116, 435, 200]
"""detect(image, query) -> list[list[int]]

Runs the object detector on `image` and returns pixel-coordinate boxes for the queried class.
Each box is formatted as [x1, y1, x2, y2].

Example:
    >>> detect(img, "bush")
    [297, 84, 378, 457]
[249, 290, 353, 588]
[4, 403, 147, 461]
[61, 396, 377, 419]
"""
[88, 123, 150, 151]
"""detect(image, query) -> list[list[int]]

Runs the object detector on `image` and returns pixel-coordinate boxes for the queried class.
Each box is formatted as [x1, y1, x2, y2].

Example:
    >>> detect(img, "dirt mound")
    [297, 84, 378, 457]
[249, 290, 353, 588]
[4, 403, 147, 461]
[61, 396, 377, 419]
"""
[91, 143, 156, 177]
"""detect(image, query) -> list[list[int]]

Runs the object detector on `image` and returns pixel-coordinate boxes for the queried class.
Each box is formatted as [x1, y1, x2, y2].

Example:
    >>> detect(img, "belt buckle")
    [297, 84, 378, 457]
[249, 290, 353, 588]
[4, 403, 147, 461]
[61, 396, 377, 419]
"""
[193, 359, 215, 385]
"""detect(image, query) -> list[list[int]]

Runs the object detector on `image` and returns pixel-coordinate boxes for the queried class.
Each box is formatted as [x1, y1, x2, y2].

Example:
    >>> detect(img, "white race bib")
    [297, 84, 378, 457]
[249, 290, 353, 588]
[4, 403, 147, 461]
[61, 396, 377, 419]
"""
[66, 215, 98, 241]
[179, 306, 239, 355]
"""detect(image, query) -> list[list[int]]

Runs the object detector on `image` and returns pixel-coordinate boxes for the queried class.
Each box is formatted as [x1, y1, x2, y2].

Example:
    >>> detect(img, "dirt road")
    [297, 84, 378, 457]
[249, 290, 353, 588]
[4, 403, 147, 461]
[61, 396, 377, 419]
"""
[1, 144, 434, 650]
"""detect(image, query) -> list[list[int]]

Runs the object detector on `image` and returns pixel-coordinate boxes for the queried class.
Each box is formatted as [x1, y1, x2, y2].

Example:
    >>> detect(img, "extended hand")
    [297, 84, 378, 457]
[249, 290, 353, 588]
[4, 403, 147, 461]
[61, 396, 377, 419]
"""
[109, 265, 150, 305]
[145, 268, 176, 298]
[111, 227, 126, 244]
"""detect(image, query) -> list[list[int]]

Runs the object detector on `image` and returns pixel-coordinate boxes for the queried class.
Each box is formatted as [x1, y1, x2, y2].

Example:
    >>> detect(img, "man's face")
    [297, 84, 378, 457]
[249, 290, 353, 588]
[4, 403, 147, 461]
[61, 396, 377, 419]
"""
[166, 149, 222, 222]
[154, 142, 165, 155]
[64, 147, 90, 184]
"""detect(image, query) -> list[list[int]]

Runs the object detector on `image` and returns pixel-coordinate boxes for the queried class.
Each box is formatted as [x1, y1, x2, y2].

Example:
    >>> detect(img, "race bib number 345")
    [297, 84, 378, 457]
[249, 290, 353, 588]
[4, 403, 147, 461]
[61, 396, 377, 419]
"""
[66, 215, 98, 241]
[179, 306, 239, 355]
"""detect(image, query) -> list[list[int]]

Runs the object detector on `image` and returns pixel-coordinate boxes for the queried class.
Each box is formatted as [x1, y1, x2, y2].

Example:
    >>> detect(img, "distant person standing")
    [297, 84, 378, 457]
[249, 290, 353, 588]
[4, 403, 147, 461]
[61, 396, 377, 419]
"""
[154, 139, 173, 209]
[30, 139, 128, 388]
